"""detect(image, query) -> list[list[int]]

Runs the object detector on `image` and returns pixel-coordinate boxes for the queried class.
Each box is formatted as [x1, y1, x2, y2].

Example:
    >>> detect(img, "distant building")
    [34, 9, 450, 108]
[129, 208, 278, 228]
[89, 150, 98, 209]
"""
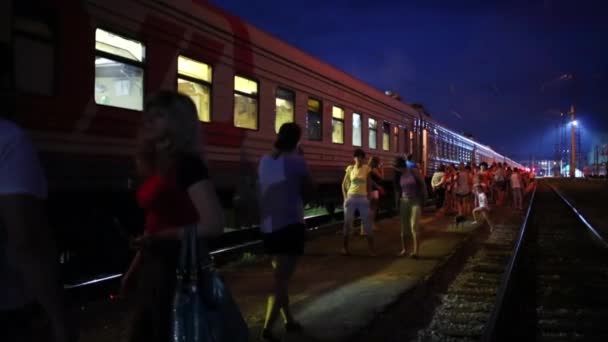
[586, 133, 608, 176]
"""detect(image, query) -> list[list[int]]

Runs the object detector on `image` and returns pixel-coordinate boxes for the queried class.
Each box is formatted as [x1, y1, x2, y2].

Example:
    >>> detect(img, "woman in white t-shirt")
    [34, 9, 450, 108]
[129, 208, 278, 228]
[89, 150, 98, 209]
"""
[258, 123, 312, 341]
[0, 119, 74, 342]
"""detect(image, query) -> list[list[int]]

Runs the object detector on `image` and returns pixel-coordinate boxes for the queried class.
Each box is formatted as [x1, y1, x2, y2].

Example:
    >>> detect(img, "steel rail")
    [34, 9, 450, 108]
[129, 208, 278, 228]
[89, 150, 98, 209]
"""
[480, 184, 537, 342]
[549, 184, 608, 249]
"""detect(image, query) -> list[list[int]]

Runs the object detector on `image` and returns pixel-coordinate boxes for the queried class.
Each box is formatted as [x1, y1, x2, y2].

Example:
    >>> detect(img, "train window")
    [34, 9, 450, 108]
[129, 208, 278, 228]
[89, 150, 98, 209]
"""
[233, 75, 258, 130]
[332, 106, 344, 144]
[95, 29, 145, 62]
[94, 29, 145, 111]
[307, 98, 322, 140]
[393, 126, 399, 152]
[275, 87, 294, 133]
[352, 113, 362, 147]
[382, 122, 390, 151]
[368, 118, 377, 149]
[178, 55, 212, 82]
[177, 56, 212, 122]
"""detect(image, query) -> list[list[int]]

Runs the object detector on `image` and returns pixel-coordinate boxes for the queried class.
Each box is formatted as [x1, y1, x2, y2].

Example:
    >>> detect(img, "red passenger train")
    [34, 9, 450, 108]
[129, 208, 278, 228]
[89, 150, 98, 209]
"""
[2, 0, 520, 281]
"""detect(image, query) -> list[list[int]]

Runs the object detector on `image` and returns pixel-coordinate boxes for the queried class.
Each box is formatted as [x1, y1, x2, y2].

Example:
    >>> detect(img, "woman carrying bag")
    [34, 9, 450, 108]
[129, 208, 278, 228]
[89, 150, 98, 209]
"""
[121, 91, 247, 342]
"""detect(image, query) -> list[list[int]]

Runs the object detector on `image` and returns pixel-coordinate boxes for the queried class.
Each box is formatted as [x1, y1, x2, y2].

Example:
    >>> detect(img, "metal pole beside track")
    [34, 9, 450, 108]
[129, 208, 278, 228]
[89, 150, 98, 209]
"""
[570, 105, 576, 178]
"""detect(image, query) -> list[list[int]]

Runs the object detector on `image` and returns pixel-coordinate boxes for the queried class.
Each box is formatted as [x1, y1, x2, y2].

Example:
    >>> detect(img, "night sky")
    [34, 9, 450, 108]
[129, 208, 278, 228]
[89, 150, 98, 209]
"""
[211, 0, 608, 161]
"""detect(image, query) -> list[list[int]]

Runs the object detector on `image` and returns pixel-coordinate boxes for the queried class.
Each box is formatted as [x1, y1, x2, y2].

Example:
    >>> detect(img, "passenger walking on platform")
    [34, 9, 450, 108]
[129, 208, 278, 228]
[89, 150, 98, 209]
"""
[510, 168, 523, 210]
[258, 123, 312, 341]
[363, 156, 384, 234]
[493, 163, 507, 205]
[342, 149, 376, 256]
[472, 185, 495, 232]
[397, 158, 428, 257]
[123, 91, 225, 342]
[0, 118, 76, 342]
[472, 164, 481, 207]
[431, 165, 446, 210]
[505, 166, 513, 206]
[479, 162, 490, 192]
[455, 162, 472, 219]
[525, 169, 536, 195]
[442, 164, 456, 215]
[393, 157, 404, 211]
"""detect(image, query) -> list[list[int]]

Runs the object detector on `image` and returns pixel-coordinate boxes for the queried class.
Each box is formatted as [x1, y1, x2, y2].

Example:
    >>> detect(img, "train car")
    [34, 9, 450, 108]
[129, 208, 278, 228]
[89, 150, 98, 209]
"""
[2, 0, 521, 283]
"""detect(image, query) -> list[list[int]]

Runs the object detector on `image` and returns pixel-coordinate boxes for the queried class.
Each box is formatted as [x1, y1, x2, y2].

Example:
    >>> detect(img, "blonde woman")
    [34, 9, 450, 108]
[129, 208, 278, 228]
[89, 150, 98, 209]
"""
[342, 149, 376, 256]
[122, 91, 225, 342]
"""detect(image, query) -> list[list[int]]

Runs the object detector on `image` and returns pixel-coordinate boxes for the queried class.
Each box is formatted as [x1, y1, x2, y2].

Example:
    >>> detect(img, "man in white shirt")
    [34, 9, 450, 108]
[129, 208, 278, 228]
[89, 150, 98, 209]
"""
[0, 117, 75, 341]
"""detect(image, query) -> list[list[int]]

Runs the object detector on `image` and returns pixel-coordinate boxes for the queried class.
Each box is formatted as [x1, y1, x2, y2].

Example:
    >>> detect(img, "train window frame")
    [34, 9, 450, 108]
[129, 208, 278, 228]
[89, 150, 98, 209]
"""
[368, 117, 377, 150]
[307, 97, 323, 141]
[233, 74, 259, 130]
[352, 112, 362, 147]
[331, 105, 345, 144]
[177, 55, 213, 123]
[94, 27, 145, 111]
[382, 121, 390, 151]
[275, 86, 295, 133]
[13, 15, 57, 96]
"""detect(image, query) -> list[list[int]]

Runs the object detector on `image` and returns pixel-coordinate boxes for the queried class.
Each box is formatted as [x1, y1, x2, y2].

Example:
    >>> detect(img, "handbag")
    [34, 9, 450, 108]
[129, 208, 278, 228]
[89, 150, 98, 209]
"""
[171, 224, 249, 342]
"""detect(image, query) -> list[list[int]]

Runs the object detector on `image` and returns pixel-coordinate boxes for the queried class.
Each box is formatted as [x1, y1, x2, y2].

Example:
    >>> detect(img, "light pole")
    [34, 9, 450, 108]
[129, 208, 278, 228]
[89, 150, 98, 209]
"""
[569, 105, 576, 178]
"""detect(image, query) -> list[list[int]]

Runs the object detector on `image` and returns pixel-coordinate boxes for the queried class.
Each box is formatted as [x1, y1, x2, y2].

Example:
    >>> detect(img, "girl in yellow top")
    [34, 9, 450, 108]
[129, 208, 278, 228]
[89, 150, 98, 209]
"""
[341, 149, 376, 256]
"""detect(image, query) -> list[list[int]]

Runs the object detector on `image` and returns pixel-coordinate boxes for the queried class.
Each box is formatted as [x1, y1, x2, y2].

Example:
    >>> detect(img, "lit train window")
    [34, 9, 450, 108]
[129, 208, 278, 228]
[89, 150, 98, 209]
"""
[307, 98, 322, 140]
[94, 28, 145, 111]
[234, 75, 258, 130]
[275, 87, 294, 133]
[369, 118, 377, 149]
[178, 56, 211, 82]
[382, 122, 390, 151]
[332, 106, 344, 144]
[177, 56, 212, 122]
[352, 113, 362, 147]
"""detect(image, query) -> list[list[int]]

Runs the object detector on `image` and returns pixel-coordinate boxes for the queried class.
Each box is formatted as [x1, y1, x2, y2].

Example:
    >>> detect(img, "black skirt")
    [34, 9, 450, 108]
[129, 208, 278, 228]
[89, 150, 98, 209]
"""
[262, 223, 306, 255]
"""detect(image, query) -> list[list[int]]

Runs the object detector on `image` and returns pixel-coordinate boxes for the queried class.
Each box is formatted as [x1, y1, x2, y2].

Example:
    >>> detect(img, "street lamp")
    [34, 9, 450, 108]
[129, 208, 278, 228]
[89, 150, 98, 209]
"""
[569, 105, 576, 178]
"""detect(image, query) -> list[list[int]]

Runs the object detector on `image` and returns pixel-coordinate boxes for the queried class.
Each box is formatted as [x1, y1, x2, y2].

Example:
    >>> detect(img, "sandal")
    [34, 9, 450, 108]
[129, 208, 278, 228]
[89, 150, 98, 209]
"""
[261, 328, 280, 342]
[285, 321, 303, 332]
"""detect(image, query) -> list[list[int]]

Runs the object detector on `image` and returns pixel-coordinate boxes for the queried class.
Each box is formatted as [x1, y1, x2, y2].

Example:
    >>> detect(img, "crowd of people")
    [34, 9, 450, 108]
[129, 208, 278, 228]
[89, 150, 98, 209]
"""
[1, 90, 534, 342]
[430, 161, 535, 224]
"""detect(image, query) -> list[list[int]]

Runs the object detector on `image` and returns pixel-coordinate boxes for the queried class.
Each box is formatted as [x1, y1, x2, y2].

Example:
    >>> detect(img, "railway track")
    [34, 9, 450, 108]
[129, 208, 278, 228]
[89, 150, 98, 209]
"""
[416, 180, 608, 341]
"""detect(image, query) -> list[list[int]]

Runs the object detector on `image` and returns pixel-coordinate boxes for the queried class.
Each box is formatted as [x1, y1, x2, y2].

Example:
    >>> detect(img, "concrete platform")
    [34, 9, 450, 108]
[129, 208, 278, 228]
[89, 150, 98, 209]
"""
[74, 208, 519, 342]
[221, 212, 486, 342]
